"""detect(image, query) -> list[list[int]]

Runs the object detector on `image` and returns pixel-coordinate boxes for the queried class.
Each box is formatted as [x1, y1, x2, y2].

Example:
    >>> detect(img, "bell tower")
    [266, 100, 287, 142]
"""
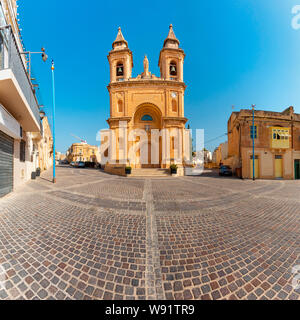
[108, 27, 133, 83]
[158, 24, 185, 82]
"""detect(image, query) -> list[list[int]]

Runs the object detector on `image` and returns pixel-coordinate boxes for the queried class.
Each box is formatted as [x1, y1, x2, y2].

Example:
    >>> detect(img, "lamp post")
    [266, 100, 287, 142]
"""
[20, 48, 48, 82]
[51, 60, 56, 183]
[251, 104, 256, 181]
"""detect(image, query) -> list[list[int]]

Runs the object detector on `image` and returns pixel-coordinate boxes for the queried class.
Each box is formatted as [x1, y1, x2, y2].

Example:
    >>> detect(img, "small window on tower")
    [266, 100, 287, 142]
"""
[170, 61, 177, 76]
[118, 100, 123, 113]
[172, 100, 177, 112]
[116, 63, 124, 76]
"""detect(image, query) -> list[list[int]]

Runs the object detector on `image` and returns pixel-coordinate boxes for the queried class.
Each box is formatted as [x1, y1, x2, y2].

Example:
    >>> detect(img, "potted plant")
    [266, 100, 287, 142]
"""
[170, 164, 178, 174]
[36, 167, 41, 177]
[125, 166, 132, 175]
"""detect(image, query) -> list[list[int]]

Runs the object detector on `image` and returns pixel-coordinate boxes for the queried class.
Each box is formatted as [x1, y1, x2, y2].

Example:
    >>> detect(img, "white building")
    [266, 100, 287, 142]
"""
[0, 0, 44, 196]
[204, 149, 212, 163]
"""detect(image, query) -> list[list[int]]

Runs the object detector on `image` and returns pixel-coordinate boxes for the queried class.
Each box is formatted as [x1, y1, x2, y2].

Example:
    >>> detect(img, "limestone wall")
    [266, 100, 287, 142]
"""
[104, 164, 126, 177]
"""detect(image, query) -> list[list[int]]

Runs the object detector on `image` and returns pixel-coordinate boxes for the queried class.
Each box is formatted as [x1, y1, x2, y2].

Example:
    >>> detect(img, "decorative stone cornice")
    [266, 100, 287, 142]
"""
[107, 117, 132, 128]
[107, 79, 186, 91]
[162, 116, 188, 125]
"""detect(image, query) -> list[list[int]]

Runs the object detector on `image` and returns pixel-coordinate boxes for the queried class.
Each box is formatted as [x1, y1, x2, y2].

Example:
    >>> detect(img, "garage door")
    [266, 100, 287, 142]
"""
[0, 130, 14, 197]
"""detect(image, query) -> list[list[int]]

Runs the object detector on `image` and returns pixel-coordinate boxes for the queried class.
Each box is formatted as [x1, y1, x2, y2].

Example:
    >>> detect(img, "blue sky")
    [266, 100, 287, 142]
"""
[19, 0, 300, 153]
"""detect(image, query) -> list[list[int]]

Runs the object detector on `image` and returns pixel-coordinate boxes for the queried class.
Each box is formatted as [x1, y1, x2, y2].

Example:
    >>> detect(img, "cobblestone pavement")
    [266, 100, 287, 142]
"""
[0, 166, 299, 300]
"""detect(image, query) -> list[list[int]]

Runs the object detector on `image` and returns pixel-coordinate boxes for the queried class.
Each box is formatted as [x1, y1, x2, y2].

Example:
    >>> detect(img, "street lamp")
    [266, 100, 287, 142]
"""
[39, 110, 45, 119]
[51, 60, 56, 183]
[41, 48, 48, 62]
[251, 104, 256, 181]
[21, 48, 48, 82]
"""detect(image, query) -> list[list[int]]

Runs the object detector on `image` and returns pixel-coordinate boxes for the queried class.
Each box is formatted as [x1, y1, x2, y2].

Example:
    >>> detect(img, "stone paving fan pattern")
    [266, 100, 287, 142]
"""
[0, 167, 299, 300]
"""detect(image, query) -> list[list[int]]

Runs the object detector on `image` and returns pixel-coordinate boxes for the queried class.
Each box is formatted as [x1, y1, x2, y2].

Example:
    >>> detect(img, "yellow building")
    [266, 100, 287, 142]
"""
[67, 143, 99, 163]
[38, 115, 53, 172]
[104, 25, 190, 174]
[213, 142, 228, 166]
[226, 106, 300, 179]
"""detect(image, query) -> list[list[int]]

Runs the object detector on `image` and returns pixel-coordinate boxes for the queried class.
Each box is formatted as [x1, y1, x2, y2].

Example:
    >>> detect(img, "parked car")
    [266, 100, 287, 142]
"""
[84, 161, 96, 168]
[219, 165, 233, 176]
[70, 161, 75, 167]
[77, 161, 85, 168]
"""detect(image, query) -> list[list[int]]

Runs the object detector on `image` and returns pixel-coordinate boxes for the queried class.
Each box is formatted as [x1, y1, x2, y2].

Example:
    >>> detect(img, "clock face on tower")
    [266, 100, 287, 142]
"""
[171, 92, 177, 98]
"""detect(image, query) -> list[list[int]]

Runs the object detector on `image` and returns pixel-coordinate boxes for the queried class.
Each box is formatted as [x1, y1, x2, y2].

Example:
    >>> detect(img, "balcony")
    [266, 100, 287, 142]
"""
[270, 127, 290, 149]
[0, 26, 41, 132]
[0, 103, 21, 139]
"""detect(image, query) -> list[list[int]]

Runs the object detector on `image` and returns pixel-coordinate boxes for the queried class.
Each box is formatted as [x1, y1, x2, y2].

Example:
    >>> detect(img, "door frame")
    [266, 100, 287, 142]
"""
[274, 154, 283, 179]
[0, 130, 14, 197]
[295, 159, 300, 180]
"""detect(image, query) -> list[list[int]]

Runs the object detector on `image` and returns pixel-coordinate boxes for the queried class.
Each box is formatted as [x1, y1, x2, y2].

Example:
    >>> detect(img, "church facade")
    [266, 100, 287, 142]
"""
[104, 25, 190, 173]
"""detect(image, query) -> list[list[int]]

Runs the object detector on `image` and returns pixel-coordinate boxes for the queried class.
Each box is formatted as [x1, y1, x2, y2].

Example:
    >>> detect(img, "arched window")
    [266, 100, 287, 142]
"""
[141, 114, 153, 121]
[170, 61, 177, 76]
[116, 63, 124, 76]
[118, 100, 123, 113]
[172, 100, 177, 112]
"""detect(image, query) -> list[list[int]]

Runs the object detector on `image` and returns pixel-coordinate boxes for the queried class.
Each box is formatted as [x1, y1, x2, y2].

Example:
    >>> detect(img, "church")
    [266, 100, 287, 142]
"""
[103, 25, 191, 175]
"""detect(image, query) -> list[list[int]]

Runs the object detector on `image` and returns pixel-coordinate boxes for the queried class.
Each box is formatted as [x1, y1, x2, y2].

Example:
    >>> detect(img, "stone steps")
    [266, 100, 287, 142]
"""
[130, 168, 170, 177]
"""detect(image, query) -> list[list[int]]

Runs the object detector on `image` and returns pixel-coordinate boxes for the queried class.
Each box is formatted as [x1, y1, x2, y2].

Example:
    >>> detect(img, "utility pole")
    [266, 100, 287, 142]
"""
[51, 60, 56, 183]
[252, 104, 255, 181]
